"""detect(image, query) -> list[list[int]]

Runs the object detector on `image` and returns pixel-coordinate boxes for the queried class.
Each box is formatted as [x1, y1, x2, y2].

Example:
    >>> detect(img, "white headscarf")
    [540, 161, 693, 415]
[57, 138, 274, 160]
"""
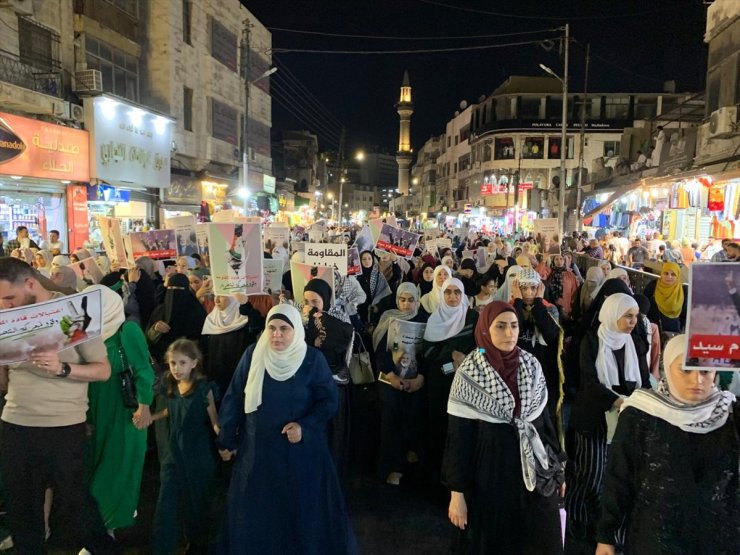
[622, 334, 735, 434]
[492, 265, 522, 302]
[424, 277, 470, 342]
[244, 304, 307, 414]
[52, 254, 70, 268]
[202, 296, 249, 335]
[86, 284, 126, 341]
[420, 265, 451, 313]
[596, 293, 642, 389]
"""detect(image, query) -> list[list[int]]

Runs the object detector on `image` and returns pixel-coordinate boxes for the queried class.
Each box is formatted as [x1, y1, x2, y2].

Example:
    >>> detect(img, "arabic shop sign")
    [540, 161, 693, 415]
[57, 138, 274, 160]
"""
[85, 96, 172, 188]
[0, 111, 90, 182]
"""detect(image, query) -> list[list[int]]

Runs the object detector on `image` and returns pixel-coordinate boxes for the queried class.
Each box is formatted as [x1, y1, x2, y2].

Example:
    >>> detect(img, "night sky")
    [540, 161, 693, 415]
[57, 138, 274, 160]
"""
[243, 0, 708, 155]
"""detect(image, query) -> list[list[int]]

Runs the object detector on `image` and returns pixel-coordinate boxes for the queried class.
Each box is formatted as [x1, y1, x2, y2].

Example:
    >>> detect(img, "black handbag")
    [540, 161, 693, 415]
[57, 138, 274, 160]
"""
[118, 332, 139, 409]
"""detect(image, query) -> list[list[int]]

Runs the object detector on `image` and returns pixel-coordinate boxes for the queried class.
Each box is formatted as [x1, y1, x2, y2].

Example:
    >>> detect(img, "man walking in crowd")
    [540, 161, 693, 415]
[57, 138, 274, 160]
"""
[40, 229, 64, 255]
[5, 226, 39, 251]
[0, 258, 118, 554]
[584, 238, 604, 259]
[626, 238, 649, 270]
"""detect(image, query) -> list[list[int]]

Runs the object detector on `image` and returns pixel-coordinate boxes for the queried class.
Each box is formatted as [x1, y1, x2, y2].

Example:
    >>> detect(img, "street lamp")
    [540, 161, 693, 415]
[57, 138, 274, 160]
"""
[242, 66, 278, 214]
[539, 24, 569, 237]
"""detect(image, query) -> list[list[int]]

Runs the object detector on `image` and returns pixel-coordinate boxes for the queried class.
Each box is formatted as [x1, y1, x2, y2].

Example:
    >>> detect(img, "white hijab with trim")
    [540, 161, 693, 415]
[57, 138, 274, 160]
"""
[420, 265, 451, 314]
[202, 296, 249, 335]
[244, 304, 307, 414]
[596, 293, 642, 390]
[423, 277, 469, 342]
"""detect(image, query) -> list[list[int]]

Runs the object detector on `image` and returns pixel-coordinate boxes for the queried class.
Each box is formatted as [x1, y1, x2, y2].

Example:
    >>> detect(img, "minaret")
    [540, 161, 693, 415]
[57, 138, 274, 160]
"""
[396, 70, 414, 195]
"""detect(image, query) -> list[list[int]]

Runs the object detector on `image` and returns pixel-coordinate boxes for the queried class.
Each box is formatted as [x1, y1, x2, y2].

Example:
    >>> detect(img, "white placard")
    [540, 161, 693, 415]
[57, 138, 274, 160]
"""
[303, 242, 348, 275]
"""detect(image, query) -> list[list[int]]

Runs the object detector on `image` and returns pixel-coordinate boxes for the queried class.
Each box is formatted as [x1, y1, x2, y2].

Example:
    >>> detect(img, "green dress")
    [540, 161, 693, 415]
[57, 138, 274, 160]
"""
[87, 320, 155, 530]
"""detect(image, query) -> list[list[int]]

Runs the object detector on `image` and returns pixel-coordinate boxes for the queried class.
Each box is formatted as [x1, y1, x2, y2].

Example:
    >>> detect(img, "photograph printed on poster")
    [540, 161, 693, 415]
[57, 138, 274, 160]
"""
[378, 319, 426, 383]
[685, 262, 740, 370]
[533, 218, 561, 255]
[130, 230, 177, 260]
[97, 216, 129, 269]
[353, 226, 375, 255]
[347, 247, 361, 276]
[166, 215, 200, 257]
[208, 222, 263, 296]
[375, 224, 420, 258]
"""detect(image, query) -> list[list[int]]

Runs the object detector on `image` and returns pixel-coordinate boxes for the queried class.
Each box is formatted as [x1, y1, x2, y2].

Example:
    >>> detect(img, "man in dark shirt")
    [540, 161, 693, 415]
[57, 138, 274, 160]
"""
[626, 238, 650, 269]
[5, 226, 39, 251]
[584, 238, 604, 260]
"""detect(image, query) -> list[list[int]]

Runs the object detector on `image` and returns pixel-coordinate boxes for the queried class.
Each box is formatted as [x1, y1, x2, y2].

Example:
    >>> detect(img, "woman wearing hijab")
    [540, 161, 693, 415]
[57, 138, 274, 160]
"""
[420, 264, 451, 314]
[605, 267, 630, 288]
[456, 258, 479, 298]
[492, 265, 522, 303]
[373, 283, 430, 485]
[417, 262, 436, 298]
[420, 277, 479, 480]
[578, 266, 605, 315]
[200, 295, 265, 396]
[565, 293, 651, 553]
[642, 262, 688, 336]
[444, 301, 565, 554]
[356, 250, 392, 332]
[50, 265, 78, 294]
[86, 285, 155, 534]
[302, 278, 354, 476]
[595, 335, 738, 555]
[34, 250, 53, 277]
[546, 253, 579, 320]
[216, 305, 357, 555]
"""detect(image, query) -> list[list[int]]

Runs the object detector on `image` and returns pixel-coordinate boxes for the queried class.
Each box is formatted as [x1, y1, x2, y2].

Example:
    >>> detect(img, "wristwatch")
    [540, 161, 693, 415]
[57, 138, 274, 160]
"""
[57, 362, 71, 378]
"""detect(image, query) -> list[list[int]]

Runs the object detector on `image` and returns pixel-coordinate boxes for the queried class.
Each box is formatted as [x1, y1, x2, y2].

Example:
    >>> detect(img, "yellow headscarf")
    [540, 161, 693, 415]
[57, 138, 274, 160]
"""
[654, 262, 684, 319]
[516, 255, 532, 268]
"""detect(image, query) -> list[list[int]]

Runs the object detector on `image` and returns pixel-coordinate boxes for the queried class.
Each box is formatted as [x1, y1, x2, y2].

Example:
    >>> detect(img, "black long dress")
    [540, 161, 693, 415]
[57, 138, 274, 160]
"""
[420, 309, 479, 479]
[443, 414, 563, 555]
[597, 405, 740, 555]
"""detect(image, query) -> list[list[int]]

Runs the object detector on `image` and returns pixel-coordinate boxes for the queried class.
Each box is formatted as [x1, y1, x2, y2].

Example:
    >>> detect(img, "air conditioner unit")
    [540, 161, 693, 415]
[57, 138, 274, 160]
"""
[73, 69, 103, 95]
[71, 104, 84, 120]
[708, 106, 738, 139]
[52, 101, 70, 119]
[0, 0, 34, 16]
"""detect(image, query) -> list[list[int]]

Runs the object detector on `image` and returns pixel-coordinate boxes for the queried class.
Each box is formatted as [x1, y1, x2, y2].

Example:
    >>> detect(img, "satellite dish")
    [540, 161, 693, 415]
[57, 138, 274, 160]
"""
[460, 100, 468, 110]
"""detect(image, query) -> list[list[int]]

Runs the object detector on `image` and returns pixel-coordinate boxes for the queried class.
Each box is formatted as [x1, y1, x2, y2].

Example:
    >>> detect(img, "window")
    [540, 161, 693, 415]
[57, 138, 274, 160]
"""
[520, 97, 541, 120]
[211, 99, 238, 145]
[454, 136, 459, 146]
[18, 17, 59, 72]
[483, 141, 492, 162]
[575, 97, 601, 120]
[546, 96, 575, 121]
[548, 137, 574, 159]
[604, 96, 630, 119]
[183, 1, 192, 45]
[211, 19, 237, 72]
[603, 141, 620, 157]
[521, 137, 545, 159]
[183, 87, 193, 131]
[494, 138, 515, 160]
[447, 136, 451, 147]
[634, 97, 658, 119]
[453, 163, 457, 174]
[102, 0, 137, 17]
[86, 37, 138, 101]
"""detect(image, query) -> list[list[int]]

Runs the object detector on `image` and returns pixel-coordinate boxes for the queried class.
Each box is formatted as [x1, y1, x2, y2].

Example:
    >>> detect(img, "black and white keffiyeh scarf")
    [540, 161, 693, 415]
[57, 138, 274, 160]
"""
[448, 349, 550, 492]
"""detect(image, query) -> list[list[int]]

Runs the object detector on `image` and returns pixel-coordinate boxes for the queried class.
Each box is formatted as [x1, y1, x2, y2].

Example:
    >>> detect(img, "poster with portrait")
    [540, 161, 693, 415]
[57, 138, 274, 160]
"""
[684, 262, 740, 370]
[533, 218, 561, 255]
[347, 247, 361, 276]
[165, 215, 199, 257]
[304, 243, 348, 276]
[424, 229, 441, 241]
[308, 226, 325, 243]
[195, 223, 210, 268]
[290, 261, 335, 306]
[353, 225, 375, 255]
[265, 223, 290, 251]
[97, 216, 129, 269]
[263, 258, 284, 294]
[207, 222, 263, 296]
[379, 319, 427, 382]
[0, 289, 103, 364]
[129, 230, 177, 260]
[375, 224, 420, 258]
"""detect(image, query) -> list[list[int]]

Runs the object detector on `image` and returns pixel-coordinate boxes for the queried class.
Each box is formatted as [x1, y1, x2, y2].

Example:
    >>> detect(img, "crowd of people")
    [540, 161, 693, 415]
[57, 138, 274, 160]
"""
[0, 220, 738, 555]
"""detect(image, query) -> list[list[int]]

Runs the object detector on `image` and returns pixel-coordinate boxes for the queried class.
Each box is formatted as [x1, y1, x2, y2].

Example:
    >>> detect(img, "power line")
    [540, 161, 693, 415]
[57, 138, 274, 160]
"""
[415, 0, 692, 21]
[571, 40, 666, 86]
[269, 86, 343, 146]
[267, 26, 562, 40]
[273, 39, 547, 54]
[271, 75, 344, 135]
[270, 81, 344, 142]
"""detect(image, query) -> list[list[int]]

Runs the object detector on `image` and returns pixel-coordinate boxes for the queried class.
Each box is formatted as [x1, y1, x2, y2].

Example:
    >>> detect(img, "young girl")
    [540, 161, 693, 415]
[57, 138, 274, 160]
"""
[471, 275, 496, 310]
[151, 339, 219, 555]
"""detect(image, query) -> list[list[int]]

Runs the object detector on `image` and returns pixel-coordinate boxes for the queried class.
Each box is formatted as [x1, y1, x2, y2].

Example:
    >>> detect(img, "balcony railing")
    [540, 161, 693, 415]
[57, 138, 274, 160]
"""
[0, 50, 63, 98]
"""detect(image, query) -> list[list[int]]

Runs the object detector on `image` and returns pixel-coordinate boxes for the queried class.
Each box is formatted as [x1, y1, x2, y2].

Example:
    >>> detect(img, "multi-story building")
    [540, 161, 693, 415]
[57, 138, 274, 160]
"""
[273, 130, 318, 212]
[410, 135, 442, 216]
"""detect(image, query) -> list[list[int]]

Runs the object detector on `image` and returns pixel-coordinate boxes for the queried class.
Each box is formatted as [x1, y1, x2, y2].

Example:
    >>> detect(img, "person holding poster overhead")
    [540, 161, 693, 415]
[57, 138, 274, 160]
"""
[595, 334, 739, 555]
[421, 277, 479, 482]
[373, 282, 429, 486]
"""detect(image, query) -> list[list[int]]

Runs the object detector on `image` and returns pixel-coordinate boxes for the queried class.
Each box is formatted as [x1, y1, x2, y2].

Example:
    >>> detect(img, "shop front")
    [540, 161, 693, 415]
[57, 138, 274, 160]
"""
[84, 95, 172, 250]
[0, 110, 89, 251]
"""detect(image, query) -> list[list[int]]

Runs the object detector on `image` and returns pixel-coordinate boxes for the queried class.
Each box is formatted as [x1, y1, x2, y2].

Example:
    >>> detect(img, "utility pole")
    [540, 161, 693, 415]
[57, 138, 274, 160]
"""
[558, 23, 570, 238]
[337, 127, 346, 226]
[241, 19, 252, 216]
[576, 43, 590, 233]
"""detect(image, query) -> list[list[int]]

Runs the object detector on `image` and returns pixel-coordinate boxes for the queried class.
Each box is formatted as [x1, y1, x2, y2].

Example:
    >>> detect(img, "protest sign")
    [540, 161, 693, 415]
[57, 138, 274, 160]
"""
[265, 223, 290, 251]
[208, 222, 263, 296]
[347, 247, 361, 276]
[212, 209, 246, 223]
[353, 226, 375, 254]
[375, 224, 420, 258]
[290, 261, 335, 306]
[477, 247, 487, 269]
[165, 215, 199, 257]
[424, 229, 441, 241]
[533, 218, 561, 255]
[97, 216, 128, 269]
[386, 215, 398, 228]
[0, 289, 103, 364]
[379, 319, 427, 382]
[368, 219, 384, 244]
[308, 226, 325, 243]
[462, 249, 475, 260]
[685, 262, 740, 370]
[195, 223, 210, 267]
[130, 230, 177, 260]
[263, 258, 284, 294]
[304, 242, 348, 275]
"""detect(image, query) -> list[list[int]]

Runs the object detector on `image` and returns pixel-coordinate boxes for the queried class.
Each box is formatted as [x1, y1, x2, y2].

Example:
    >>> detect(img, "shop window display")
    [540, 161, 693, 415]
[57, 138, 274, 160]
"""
[0, 191, 66, 248]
